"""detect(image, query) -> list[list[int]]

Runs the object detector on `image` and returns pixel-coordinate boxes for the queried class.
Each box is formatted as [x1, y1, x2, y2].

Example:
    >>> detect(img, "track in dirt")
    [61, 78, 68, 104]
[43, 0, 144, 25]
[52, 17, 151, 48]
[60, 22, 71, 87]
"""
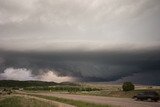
[33, 92, 160, 107]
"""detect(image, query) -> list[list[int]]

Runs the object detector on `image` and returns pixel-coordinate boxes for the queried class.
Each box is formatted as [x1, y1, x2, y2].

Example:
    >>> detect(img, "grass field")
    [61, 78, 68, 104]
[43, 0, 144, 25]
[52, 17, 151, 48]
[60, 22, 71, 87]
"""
[0, 96, 56, 107]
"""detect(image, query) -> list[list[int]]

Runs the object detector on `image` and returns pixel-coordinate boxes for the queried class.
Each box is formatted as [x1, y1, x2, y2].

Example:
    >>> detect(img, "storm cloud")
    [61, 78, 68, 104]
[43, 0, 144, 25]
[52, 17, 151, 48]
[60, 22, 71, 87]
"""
[0, 48, 160, 85]
[0, 0, 160, 85]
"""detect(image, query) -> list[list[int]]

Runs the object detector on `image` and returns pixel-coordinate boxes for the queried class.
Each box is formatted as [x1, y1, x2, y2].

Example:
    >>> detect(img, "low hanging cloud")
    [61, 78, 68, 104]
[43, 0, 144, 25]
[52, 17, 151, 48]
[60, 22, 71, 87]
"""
[0, 68, 74, 83]
[0, 68, 35, 81]
[38, 71, 74, 83]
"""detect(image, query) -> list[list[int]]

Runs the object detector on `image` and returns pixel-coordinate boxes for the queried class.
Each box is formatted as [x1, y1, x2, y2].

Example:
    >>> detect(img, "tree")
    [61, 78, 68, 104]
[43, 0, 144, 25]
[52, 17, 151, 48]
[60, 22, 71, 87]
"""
[122, 82, 134, 91]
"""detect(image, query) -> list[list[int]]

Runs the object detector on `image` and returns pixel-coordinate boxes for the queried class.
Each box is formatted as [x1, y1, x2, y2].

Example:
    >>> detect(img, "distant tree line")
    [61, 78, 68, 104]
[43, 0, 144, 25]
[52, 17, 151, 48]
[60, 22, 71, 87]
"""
[0, 80, 77, 88]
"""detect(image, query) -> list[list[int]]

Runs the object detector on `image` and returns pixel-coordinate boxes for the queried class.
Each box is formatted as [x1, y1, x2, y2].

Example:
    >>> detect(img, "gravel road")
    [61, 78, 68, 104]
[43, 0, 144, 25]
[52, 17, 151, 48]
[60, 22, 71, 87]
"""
[35, 92, 160, 107]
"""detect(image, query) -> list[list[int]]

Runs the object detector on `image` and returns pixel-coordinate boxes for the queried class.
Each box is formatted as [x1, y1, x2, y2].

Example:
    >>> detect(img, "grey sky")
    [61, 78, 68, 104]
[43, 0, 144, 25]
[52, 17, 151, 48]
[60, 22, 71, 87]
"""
[0, 0, 160, 51]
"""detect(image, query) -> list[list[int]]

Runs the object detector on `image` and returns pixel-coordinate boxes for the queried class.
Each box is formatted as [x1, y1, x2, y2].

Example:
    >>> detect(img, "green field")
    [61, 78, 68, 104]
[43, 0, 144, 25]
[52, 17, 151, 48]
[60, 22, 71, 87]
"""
[0, 96, 56, 107]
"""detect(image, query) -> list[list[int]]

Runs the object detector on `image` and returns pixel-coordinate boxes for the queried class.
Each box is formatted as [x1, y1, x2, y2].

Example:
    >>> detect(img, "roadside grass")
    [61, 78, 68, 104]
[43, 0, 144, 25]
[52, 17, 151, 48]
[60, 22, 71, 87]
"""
[28, 94, 114, 107]
[0, 96, 56, 107]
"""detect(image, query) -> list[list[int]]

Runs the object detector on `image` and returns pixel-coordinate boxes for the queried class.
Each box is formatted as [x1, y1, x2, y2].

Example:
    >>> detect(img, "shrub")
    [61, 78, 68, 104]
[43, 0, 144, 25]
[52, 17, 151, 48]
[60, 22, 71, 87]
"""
[122, 82, 134, 91]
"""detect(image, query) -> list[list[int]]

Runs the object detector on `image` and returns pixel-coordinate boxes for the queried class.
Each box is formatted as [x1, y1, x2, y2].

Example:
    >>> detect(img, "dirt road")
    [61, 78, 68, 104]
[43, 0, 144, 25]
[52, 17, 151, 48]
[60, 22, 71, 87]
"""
[35, 92, 160, 107]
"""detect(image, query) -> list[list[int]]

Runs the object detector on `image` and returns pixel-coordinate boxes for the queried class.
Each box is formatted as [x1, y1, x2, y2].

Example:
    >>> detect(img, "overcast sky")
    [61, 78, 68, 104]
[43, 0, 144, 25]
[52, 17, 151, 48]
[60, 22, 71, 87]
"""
[0, 0, 160, 85]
